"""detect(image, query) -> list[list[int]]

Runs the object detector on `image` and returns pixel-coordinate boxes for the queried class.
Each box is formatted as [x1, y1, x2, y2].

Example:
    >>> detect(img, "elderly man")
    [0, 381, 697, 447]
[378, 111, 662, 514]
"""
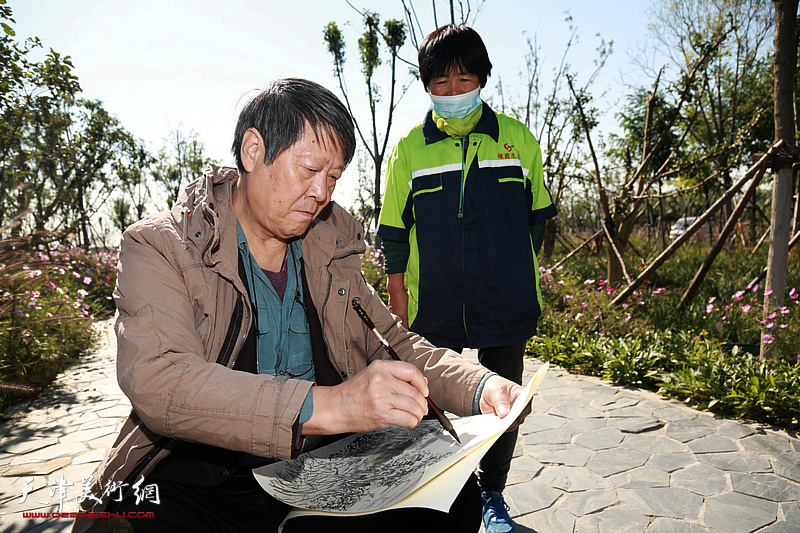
[74, 78, 526, 533]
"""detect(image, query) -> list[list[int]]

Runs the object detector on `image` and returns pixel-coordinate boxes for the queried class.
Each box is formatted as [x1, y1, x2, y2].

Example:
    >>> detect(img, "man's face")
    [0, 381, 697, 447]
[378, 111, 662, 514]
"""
[240, 123, 344, 242]
[428, 70, 481, 96]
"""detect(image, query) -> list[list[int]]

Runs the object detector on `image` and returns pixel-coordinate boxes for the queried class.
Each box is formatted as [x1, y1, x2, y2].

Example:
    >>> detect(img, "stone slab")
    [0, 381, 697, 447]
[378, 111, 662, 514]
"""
[585, 447, 649, 477]
[609, 465, 670, 489]
[672, 463, 728, 496]
[648, 518, 712, 533]
[561, 489, 618, 515]
[617, 487, 703, 520]
[741, 434, 794, 455]
[730, 472, 800, 502]
[608, 417, 663, 433]
[773, 453, 800, 483]
[536, 466, 605, 492]
[517, 507, 576, 533]
[503, 481, 561, 516]
[525, 444, 593, 467]
[665, 418, 719, 442]
[647, 453, 697, 473]
[687, 434, 738, 454]
[575, 504, 649, 533]
[622, 434, 688, 454]
[697, 451, 773, 473]
[704, 492, 777, 533]
[574, 428, 624, 450]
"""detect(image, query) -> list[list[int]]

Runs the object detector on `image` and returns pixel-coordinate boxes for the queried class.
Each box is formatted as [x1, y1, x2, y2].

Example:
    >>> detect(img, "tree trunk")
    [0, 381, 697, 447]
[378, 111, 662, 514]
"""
[542, 220, 557, 261]
[762, 0, 798, 359]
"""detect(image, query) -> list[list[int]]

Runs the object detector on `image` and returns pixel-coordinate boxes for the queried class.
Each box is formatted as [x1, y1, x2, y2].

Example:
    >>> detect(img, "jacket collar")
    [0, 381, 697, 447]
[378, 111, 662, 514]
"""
[421, 101, 499, 145]
[172, 164, 367, 279]
[303, 202, 366, 271]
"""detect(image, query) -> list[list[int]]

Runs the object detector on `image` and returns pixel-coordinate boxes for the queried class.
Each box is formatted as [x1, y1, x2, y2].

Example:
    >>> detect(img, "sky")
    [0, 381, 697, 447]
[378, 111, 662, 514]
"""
[11, 0, 653, 210]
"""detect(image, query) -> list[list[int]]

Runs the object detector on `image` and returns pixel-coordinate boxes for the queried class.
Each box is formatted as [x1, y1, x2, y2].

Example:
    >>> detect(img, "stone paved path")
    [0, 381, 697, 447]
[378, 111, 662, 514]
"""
[1, 317, 799, 532]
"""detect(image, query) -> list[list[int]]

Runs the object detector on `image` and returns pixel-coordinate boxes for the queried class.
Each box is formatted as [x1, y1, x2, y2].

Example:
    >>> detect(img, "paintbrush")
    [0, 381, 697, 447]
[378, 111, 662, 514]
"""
[351, 298, 461, 444]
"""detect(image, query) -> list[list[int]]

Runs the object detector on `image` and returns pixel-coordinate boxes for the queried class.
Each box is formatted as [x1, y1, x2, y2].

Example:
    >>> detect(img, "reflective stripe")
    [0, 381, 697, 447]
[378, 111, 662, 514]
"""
[478, 158, 530, 176]
[409, 162, 463, 187]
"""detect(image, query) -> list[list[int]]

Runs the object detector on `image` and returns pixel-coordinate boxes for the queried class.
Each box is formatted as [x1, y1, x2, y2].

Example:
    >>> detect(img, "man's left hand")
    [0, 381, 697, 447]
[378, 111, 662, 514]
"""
[478, 375, 532, 431]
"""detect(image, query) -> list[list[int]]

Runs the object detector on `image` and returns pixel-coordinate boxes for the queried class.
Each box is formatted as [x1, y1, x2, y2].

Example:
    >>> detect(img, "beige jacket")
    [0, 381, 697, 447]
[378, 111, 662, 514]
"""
[73, 164, 486, 530]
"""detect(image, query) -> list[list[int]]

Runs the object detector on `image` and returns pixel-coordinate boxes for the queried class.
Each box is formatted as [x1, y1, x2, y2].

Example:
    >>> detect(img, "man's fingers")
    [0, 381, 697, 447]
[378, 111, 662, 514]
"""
[375, 359, 429, 398]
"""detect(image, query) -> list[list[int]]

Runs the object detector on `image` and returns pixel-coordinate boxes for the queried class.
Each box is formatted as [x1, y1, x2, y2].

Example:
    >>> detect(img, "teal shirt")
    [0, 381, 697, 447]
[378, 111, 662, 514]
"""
[237, 222, 314, 423]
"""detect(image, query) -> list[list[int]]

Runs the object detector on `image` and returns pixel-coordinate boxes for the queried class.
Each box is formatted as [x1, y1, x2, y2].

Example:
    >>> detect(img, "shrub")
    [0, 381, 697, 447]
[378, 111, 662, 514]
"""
[0, 239, 118, 415]
[361, 246, 388, 303]
[531, 240, 800, 431]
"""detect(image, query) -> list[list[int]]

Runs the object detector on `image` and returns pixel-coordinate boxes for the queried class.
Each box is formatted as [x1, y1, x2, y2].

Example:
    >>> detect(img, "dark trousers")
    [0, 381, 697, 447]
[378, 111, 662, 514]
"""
[92, 469, 481, 533]
[476, 341, 526, 493]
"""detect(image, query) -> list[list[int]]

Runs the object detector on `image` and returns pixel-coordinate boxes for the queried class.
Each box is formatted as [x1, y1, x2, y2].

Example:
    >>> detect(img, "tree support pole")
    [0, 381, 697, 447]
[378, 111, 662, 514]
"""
[551, 228, 603, 271]
[603, 224, 632, 285]
[611, 141, 784, 307]
[678, 163, 768, 307]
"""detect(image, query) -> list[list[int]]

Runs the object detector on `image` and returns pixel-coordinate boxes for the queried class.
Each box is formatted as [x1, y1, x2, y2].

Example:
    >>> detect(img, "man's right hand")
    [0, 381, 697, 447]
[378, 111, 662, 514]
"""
[387, 272, 409, 328]
[303, 359, 429, 435]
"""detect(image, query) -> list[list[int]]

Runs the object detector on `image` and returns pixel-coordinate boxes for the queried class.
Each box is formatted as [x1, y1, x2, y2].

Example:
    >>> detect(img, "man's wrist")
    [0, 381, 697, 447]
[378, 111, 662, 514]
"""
[472, 371, 498, 415]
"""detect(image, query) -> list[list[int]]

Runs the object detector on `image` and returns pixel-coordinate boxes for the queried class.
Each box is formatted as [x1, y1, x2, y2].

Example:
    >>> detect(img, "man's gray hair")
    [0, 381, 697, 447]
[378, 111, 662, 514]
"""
[232, 78, 356, 172]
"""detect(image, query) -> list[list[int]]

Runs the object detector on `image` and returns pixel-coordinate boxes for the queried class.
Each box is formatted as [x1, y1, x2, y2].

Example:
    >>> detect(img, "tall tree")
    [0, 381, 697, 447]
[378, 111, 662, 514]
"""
[762, 0, 799, 358]
[489, 21, 612, 260]
[323, 10, 408, 240]
[646, 0, 774, 211]
[112, 137, 153, 231]
[152, 128, 208, 209]
[0, 29, 80, 235]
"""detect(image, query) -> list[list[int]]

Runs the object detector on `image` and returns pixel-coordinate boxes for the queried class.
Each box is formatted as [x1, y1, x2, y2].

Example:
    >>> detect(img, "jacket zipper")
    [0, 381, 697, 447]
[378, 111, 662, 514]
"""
[458, 135, 468, 219]
[220, 294, 244, 367]
[460, 135, 471, 346]
[122, 436, 172, 489]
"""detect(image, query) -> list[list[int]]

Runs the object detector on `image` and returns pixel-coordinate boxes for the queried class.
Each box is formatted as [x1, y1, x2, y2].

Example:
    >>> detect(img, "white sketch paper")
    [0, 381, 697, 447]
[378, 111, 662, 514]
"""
[253, 364, 547, 519]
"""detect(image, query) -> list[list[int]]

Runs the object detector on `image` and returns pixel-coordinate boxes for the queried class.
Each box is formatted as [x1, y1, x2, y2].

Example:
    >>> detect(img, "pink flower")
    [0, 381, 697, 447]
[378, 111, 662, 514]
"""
[741, 304, 751, 313]
[82, 276, 92, 285]
[751, 284, 759, 292]
[706, 304, 714, 313]
[765, 289, 773, 296]
[762, 334, 774, 344]
[708, 296, 716, 303]
[733, 290, 745, 301]
[581, 302, 589, 308]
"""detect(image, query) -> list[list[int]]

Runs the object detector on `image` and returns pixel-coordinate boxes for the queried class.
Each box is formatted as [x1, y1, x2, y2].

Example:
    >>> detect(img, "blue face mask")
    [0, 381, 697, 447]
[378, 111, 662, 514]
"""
[429, 87, 482, 119]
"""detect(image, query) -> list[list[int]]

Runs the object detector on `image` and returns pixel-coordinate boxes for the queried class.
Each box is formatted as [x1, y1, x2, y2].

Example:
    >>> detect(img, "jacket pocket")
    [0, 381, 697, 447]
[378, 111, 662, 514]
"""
[411, 173, 443, 196]
[195, 313, 210, 346]
[286, 306, 313, 378]
[495, 173, 528, 221]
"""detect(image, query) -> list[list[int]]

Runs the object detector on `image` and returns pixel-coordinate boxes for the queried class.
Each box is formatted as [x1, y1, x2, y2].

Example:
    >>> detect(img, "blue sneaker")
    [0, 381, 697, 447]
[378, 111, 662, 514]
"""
[481, 490, 516, 533]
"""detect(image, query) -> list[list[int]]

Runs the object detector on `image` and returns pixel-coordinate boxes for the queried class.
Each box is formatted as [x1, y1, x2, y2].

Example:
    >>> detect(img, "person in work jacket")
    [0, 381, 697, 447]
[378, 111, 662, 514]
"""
[73, 78, 531, 533]
[377, 25, 557, 533]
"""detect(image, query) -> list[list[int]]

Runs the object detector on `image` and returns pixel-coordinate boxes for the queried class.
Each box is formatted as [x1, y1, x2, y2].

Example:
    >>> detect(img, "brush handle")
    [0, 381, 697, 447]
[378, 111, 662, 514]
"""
[351, 298, 461, 443]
